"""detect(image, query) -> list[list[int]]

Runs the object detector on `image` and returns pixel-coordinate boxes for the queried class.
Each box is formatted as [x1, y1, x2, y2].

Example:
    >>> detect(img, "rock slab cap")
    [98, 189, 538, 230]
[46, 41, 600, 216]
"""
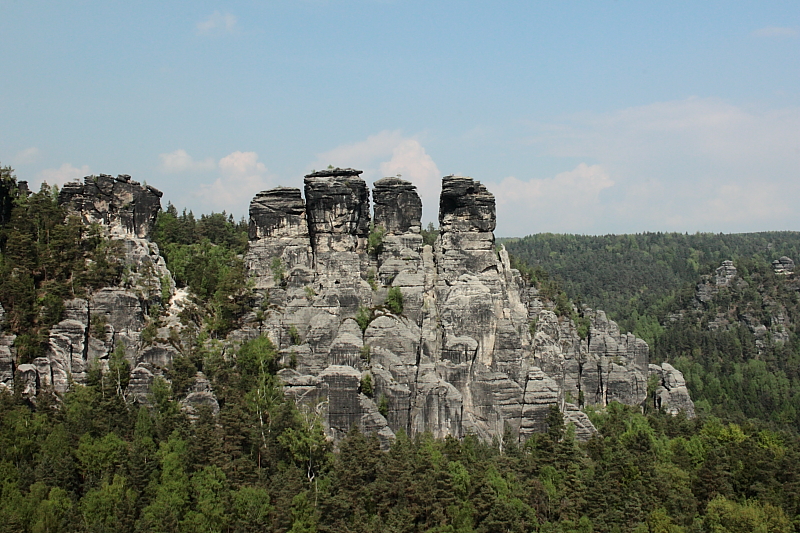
[439, 176, 496, 233]
[373, 177, 422, 234]
[248, 187, 308, 240]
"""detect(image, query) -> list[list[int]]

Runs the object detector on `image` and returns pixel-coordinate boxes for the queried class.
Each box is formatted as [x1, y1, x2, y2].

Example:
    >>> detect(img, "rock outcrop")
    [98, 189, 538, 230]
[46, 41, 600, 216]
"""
[2, 175, 181, 401]
[59, 174, 162, 239]
[1, 167, 694, 446]
[244, 169, 692, 444]
[649, 363, 695, 417]
[773, 256, 795, 275]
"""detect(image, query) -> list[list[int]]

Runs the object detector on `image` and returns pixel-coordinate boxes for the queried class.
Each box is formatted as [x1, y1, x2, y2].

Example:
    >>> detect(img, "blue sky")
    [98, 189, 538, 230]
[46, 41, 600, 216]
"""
[1, 1, 798, 236]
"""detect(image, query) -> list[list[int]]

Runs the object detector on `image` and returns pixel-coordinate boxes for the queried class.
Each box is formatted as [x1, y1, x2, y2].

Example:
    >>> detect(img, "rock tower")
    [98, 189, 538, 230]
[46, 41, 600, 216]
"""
[244, 169, 690, 445]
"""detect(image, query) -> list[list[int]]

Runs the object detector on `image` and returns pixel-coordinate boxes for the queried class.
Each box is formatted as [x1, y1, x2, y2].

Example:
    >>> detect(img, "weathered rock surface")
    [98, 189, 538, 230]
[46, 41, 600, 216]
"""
[773, 256, 795, 275]
[59, 174, 162, 239]
[649, 363, 696, 417]
[244, 170, 693, 445]
[3, 175, 193, 405]
[181, 372, 220, 417]
[3, 167, 694, 446]
[373, 177, 423, 234]
[0, 304, 14, 392]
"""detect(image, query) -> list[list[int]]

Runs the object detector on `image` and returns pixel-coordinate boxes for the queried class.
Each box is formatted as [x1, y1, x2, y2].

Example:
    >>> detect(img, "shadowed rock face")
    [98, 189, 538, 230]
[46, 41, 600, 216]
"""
[249, 187, 308, 240]
[58, 174, 162, 239]
[304, 169, 370, 241]
[373, 177, 422, 234]
[439, 176, 496, 233]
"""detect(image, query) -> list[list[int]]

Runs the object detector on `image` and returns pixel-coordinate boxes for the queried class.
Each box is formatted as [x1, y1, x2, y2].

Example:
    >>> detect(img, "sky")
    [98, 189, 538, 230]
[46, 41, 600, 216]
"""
[1, 1, 798, 236]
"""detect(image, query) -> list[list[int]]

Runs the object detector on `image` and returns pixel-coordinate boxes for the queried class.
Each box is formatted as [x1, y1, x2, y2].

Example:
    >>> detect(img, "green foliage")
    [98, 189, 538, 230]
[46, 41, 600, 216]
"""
[153, 205, 251, 337]
[360, 344, 371, 364]
[378, 393, 389, 417]
[355, 306, 373, 333]
[288, 325, 302, 346]
[0, 176, 124, 360]
[271, 256, 286, 285]
[303, 285, 315, 299]
[2, 372, 800, 532]
[360, 373, 374, 397]
[368, 223, 385, 255]
[502, 231, 800, 328]
[554, 291, 572, 317]
[386, 286, 404, 315]
[421, 222, 439, 247]
[575, 315, 590, 340]
[90, 313, 108, 339]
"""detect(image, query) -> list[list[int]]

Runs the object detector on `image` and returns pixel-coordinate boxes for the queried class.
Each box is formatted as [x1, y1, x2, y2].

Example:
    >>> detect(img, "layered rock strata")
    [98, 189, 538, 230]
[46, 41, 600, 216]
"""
[246, 169, 693, 445]
[3, 175, 180, 398]
[1, 168, 694, 443]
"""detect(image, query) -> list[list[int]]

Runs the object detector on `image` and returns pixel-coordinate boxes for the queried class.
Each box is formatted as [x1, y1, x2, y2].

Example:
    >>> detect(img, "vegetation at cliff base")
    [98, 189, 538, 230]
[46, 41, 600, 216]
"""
[4, 367, 800, 531]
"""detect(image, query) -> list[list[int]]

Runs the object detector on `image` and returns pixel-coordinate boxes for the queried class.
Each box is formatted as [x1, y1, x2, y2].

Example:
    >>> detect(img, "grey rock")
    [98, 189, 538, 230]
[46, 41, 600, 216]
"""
[127, 363, 159, 404]
[249, 187, 308, 240]
[59, 174, 162, 239]
[439, 176, 496, 233]
[649, 363, 695, 417]
[233, 171, 686, 445]
[773, 256, 795, 275]
[15, 364, 38, 398]
[181, 372, 220, 417]
[304, 169, 370, 250]
[564, 403, 597, 441]
[373, 177, 422, 234]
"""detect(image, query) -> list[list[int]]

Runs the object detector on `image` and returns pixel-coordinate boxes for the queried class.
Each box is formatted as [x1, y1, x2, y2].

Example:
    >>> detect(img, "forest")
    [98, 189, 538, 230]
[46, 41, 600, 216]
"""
[2, 166, 800, 531]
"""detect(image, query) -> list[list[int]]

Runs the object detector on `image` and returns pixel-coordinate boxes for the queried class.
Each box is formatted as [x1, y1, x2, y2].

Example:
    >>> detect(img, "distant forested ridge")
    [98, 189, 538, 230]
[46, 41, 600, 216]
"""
[505, 231, 800, 432]
[502, 231, 800, 335]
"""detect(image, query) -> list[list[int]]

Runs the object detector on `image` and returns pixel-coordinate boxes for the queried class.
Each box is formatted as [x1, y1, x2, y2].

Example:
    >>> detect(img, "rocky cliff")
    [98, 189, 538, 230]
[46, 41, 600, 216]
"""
[1, 169, 693, 444]
[244, 169, 694, 445]
[0, 174, 186, 404]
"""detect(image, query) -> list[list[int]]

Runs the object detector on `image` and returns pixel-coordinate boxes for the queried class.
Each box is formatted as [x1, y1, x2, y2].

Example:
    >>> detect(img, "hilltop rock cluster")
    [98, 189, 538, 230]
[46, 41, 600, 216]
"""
[243, 169, 693, 444]
[0, 175, 194, 405]
[0, 169, 695, 444]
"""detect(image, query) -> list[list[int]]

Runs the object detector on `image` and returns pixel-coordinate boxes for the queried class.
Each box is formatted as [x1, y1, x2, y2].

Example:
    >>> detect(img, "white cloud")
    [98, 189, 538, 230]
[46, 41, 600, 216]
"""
[312, 130, 442, 223]
[35, 163, 91, 189]
[493, 164, 614, 235]
[194, 151, 273, 215]
[13, 147, 40, 165]
[311, 130, 405, 175]
[752, 26, 797, 37]
[158, 149, 216, 173]
[514, 98, 800, 233]
[196, 11, 237, 34]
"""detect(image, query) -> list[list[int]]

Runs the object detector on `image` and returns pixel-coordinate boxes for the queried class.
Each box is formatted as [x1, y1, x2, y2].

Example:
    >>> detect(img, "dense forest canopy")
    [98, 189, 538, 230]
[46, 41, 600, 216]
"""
[3, 165, 800, 531]
[501, 232, 800, 331]
[503, 232, 800, 434]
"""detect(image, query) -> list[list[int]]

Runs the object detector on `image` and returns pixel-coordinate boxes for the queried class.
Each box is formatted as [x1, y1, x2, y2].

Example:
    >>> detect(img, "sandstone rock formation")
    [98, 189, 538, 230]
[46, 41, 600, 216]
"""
[58, 174, 162, 238]
[1, 168, 694, 446]
[773, 256, 795, 275]
[244, 169, 692, 444]
[3, 175, 179, 399]
[649, 363, 696, 417]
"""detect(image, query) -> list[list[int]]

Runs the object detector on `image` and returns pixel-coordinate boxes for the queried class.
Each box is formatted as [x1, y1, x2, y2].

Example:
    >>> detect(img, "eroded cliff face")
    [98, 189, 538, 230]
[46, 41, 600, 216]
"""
[245, 169, 693, 445]
[0, 175, 195, 407]
[0, 169, 693, 444]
